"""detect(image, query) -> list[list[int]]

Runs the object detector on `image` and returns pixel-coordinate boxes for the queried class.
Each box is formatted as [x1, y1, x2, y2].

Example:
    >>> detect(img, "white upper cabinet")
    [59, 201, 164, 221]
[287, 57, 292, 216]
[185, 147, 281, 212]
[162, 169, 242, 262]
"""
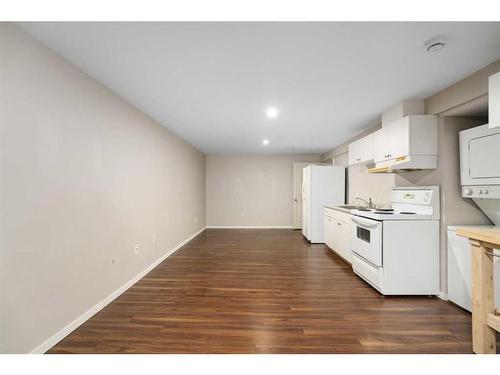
[373, 126, 390, 163]
[388, 117, 410, 159]
[490, 71, 500, 129]
[373, 115, 437, 164]
[348, 133, 374, 165]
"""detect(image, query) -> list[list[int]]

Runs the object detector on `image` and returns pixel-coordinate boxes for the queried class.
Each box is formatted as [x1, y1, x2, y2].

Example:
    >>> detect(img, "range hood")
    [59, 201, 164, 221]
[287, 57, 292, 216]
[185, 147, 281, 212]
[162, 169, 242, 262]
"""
[367, 155, 437, 174]
[367, 113, 438, 174]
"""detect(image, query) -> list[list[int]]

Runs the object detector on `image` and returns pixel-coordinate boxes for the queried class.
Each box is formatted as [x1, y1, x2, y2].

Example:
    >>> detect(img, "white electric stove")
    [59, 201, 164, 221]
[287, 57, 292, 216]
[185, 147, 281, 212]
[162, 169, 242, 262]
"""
[350, 186, 440, 295]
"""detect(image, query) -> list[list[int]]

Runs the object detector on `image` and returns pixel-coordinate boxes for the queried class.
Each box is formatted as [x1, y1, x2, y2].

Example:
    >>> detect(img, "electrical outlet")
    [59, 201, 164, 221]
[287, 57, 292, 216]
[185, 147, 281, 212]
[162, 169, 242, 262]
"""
[134, 244, 139, 255]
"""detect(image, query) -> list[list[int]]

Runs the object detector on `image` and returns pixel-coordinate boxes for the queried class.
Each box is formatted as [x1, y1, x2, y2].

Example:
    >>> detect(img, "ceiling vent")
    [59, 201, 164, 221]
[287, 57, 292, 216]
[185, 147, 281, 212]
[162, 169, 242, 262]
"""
[424, 38, 447, 53]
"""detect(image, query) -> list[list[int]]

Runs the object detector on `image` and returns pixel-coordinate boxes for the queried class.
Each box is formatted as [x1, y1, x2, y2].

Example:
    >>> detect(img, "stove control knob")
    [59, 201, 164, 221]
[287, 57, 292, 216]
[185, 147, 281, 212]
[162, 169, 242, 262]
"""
[482, 189, 488, 195]
[464, 188, 473, 196]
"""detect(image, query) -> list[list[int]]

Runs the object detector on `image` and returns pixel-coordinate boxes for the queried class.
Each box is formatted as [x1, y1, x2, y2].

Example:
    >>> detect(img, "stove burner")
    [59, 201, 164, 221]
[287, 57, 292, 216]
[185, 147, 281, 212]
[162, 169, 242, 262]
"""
[399, 211, 416, 214]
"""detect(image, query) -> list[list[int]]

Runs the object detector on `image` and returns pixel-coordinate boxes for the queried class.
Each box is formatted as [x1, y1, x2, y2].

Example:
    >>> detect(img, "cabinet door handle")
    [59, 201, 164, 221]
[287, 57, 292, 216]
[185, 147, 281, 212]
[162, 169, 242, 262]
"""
[337, 222, 341, 226]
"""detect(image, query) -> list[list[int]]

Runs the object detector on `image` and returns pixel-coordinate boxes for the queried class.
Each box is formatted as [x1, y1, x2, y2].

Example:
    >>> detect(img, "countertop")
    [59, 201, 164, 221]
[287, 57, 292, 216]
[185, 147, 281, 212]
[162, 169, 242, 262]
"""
[456, 227, 500, 248]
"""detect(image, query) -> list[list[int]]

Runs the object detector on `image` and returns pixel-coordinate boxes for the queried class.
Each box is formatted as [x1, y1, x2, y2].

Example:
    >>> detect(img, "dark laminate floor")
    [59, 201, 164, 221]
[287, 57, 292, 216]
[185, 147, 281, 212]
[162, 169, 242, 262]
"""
[48, 229, 488, 354]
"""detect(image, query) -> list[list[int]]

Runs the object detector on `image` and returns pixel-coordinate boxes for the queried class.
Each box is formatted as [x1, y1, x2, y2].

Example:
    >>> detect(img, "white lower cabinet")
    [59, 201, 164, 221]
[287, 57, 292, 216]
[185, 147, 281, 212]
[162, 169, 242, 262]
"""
[324, 208, 352, 264]
[447, 225, 499, 312]
[324, 214, 333, 248]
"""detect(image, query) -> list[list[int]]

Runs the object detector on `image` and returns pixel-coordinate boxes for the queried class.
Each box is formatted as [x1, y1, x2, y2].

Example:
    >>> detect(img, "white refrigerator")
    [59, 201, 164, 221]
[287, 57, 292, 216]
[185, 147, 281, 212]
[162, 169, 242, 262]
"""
[302, 165, 345, 243]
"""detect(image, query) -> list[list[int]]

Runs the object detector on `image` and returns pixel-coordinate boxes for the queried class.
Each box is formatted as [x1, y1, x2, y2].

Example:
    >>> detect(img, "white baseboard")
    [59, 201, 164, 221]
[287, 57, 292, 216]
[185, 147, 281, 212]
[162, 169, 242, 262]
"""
[438, 291, 448, 301]
[30, 226, 206, 354]
[206, 226, 293, 229]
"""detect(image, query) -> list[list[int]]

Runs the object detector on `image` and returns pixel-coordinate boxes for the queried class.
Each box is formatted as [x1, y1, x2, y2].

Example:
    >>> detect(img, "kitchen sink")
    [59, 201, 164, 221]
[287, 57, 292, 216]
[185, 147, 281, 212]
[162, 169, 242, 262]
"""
[337, 205, 365, 209]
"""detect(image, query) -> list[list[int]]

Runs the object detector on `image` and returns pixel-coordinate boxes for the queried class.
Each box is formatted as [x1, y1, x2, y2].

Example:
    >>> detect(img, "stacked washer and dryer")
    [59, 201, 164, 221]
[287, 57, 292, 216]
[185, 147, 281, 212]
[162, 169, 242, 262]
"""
[447, 123, 500, 311]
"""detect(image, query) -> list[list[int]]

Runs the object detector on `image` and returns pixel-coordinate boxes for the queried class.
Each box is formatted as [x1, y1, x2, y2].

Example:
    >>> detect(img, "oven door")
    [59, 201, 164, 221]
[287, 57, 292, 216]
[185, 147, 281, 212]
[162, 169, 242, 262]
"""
[351, 216, 383, 267]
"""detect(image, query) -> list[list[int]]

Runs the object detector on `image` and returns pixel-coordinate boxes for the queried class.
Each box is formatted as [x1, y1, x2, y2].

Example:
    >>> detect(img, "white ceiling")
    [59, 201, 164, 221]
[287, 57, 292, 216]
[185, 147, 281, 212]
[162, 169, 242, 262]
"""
[17, 22, 500, 155]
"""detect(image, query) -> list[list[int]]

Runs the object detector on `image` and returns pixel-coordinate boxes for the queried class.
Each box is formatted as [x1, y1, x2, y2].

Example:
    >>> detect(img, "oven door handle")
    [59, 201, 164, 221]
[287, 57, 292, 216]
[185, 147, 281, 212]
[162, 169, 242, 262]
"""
[351, 218, 380, 229]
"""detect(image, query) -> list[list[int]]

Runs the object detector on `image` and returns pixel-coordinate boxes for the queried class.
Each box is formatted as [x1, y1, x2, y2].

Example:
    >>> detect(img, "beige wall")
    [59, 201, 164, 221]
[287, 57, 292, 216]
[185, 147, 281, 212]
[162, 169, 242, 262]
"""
[426, 59, 500, 115]
[206, 154, 321, 227]
[0, 24, 206, 353]
[347, 164, 395, 207]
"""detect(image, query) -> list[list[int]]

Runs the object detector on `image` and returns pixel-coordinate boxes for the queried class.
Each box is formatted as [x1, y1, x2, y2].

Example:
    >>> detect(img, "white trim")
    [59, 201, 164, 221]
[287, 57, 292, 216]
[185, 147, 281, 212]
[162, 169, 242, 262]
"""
[206, 226, 294, 229]
[30, 226, 206, 354]
[438, 291, 448, 301]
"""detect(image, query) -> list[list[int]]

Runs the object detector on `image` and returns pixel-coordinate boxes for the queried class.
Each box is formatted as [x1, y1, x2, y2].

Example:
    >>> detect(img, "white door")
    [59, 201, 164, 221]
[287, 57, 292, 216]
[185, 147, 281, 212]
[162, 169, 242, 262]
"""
[293, 162, 313, 229]
[301, 167, 310, 238]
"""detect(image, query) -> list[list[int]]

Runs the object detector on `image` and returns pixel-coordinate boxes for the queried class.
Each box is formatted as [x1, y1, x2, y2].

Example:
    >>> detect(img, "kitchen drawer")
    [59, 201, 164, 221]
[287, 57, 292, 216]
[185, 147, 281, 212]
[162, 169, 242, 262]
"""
[324, 207, 336, 217]
[352, 253, 382, 291]
[330, 209, 352, 223]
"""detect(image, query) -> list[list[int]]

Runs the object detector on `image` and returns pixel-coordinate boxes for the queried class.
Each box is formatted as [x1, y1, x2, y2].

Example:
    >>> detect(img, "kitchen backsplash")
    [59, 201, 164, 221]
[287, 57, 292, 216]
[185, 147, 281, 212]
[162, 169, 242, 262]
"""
[333, 152, 395, 208]
[348, 163, 395, 208]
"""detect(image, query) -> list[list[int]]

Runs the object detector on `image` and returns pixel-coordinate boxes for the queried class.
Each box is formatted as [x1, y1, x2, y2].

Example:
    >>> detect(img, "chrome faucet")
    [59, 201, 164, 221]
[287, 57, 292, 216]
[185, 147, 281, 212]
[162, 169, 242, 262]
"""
[355, 196, 375, 209]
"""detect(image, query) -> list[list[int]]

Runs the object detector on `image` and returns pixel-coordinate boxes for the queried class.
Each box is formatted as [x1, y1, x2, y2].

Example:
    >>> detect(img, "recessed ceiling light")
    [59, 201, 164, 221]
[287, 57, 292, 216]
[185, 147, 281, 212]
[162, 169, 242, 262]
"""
[262, 139, 270, 146]
[266, 107, 279, 119]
